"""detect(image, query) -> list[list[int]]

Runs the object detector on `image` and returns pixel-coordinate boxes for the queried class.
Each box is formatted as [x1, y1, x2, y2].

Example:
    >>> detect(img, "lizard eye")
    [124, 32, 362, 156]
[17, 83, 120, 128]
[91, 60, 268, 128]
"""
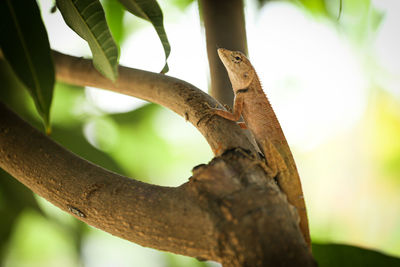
[232, 55, 242, 63]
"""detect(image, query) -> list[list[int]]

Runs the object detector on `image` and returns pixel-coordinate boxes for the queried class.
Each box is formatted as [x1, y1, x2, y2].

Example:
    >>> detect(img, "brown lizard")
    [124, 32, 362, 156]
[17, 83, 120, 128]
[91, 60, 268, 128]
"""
[210, 48, 311, 247]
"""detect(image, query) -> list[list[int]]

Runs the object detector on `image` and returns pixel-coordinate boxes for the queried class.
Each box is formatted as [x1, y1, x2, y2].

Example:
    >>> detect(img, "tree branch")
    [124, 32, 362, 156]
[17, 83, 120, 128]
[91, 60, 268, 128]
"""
[0, 103, 315, 265]
[53, 51, 256, 156]
[0, 103, 219, 260]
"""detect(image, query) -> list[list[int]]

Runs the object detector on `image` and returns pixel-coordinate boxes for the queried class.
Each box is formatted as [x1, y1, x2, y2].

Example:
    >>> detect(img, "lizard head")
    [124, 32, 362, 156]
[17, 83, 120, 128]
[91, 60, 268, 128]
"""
[217, 48, 256, 91]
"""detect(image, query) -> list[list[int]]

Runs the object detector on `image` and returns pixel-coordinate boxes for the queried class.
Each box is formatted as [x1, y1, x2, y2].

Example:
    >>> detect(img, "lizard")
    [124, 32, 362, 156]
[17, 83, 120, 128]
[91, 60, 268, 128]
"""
[208, 48, 311, 247]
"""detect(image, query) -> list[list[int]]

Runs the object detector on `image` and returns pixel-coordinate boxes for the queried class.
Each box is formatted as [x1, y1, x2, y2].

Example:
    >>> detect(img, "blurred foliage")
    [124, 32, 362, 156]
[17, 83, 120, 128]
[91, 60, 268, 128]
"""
[169, 0, 195, 11]
[333, 0, 384, 44]
[4, 210, 82, 267]
[257, 0, 330, 14]
[313, 243, 400, 267]
[257, 0, 384, 43]
[297, 0, 330, 16]
[0, 169, 42, 260]
[164, 253, 209, 267]
[369, 93, 400, 184]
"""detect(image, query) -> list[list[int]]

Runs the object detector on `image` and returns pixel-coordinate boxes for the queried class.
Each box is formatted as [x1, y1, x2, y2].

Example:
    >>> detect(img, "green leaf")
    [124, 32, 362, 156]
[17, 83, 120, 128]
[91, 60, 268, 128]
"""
[0, 0, 55, 132]
[56, 0, 119, 81]
[118, 0, 171, 73]
[313, 243, 400, 267]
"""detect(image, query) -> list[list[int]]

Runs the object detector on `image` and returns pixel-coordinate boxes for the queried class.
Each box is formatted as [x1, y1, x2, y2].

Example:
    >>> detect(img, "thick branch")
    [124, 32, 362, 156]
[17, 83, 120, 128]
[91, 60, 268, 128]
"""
[0, 103, 315, 265]
[53, 51, 256, 156]
[0, 103, 218, 260]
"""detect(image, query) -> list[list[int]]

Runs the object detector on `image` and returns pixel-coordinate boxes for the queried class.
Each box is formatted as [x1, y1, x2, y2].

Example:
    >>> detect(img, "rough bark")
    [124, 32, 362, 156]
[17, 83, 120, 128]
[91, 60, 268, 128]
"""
[189, 150, 315, 266]
[0, 52, 316, 265]
[199, 0, 248, 107]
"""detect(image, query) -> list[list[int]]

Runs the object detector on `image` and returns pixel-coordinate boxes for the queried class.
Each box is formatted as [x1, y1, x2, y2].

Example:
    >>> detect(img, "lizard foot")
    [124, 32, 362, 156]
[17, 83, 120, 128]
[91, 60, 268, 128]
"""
[232, 147, 278, 180]
[256, 160, 278, 179]
[203, 101, 219, 109]
[196, 102, 218, 126]
[223, 103, 232, 112]
[233, 147, 256, 160]
[237, 122, 247, 129]
[236, 158, 279, 186]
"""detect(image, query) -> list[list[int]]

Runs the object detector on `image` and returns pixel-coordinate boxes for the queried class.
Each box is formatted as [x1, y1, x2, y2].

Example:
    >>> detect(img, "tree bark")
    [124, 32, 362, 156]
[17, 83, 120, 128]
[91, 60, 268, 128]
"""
[0, 52, 316, 266]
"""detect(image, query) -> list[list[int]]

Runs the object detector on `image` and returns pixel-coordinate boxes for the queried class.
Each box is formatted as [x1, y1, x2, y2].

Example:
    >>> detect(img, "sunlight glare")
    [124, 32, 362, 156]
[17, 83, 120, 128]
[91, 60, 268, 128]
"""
[85, 87, 147, 113]
[372, 0, 400, 97]
[247, 2, 368, 150]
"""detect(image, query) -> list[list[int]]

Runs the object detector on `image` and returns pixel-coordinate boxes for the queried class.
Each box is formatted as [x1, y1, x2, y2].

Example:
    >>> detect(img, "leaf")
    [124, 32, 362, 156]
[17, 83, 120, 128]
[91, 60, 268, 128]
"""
[56, 0, 119, 81]
[0, 0, 55, 132]
[118, 0, 171, 73]
[313, 243, 400, 267]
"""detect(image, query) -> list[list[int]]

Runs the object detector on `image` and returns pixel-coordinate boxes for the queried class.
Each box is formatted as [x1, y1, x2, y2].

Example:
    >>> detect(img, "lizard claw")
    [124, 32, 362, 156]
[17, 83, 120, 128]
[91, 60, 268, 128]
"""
[223, 104, 232, 112]
[203, 102, 219, 109]
[197, 102, 217, 126]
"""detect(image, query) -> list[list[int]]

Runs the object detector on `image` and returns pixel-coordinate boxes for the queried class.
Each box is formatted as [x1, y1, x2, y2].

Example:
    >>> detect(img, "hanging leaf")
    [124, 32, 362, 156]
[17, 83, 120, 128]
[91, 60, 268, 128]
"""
[56, 0, 119, 81]
[0, 0, 55, 132]
[118, 0, 171, 73]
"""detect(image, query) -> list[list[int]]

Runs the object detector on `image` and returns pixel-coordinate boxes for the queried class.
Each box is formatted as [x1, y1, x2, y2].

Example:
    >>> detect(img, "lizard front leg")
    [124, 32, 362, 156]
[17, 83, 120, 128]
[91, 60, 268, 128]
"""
[197, 94, 245, 126]
[212, 93, 244, 122]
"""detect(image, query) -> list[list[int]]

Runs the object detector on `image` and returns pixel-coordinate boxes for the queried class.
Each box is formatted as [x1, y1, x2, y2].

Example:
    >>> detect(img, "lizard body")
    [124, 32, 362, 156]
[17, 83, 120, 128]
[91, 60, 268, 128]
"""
[213, 48, 311, 246]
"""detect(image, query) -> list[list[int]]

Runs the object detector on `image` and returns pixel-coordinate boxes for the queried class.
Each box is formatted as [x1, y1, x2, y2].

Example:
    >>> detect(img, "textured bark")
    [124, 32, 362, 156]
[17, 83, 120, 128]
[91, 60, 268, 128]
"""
[199, 0, 248, 107]
[189, 150, 315, 266]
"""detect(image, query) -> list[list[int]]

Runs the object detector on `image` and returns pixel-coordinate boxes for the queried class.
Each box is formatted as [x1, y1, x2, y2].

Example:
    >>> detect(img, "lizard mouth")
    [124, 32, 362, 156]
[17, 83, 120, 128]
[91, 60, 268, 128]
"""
[217, 48, 229, 61]
[217, 48, 233, 71]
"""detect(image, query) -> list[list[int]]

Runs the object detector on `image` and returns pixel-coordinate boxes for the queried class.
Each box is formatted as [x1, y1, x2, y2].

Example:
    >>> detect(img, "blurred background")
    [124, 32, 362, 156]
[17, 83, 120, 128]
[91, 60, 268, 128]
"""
[0, 0, 399, 266]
